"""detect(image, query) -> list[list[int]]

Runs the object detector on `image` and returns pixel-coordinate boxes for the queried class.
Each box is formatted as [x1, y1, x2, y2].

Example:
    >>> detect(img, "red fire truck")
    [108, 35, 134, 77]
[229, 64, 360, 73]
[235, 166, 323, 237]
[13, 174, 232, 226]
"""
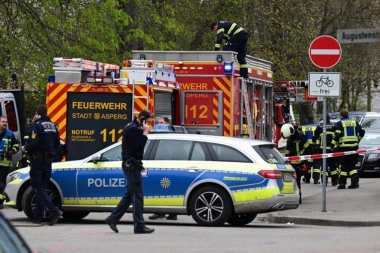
[132, 51, 278, 143]
[48, 58, 180, 160]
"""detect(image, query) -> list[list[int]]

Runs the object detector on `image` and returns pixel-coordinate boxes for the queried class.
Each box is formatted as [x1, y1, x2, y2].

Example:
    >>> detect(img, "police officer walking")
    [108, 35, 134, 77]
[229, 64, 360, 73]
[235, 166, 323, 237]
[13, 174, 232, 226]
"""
[282, 123, 312, 204]
[312, 115, 339, 186]
[0, 116, 19, 209]
[332, 109, 364, 189]
[105, 110, 154, 234]
[25, 105, 62, 225]
[211, 21, 249, 78]
[301, 116, 318, 184]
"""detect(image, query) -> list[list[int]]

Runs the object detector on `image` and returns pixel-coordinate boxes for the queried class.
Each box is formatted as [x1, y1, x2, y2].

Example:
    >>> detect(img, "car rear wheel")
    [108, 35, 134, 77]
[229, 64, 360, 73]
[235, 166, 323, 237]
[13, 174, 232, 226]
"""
[189, 186, 232, 226]
[227, 213, 257, 226]
[21, 186, 61, 221]
[62, 211, 90, 221]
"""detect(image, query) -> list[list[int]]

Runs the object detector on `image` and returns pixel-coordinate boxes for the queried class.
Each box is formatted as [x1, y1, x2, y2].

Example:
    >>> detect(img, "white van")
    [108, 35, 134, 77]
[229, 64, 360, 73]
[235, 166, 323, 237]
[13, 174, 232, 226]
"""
[0, 90, 26, 167]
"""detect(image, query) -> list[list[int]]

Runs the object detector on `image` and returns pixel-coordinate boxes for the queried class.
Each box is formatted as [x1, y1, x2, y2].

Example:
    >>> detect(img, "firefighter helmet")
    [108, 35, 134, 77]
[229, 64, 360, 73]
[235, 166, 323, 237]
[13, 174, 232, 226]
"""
[281, 123, 295, 139]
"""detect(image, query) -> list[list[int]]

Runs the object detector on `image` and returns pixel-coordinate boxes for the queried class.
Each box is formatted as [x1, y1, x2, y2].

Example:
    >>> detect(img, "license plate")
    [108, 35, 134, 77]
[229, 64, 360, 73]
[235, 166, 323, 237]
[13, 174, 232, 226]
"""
[368, 153, 378, 160]
[282, 172, 293, 182]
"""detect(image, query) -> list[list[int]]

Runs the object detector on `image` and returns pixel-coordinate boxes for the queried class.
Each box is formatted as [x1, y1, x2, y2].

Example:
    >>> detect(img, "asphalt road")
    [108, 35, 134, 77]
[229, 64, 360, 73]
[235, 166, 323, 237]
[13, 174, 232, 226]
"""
[2, 207, 380, 253]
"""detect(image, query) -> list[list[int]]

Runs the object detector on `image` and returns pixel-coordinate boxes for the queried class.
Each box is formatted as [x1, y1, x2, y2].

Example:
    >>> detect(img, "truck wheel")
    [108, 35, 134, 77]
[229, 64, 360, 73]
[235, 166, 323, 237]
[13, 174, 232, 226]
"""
[21, 186, 61, 221]
[189, 186, 232, 226]
[227, 213, 257, 226]
[63, 211, 90, 221]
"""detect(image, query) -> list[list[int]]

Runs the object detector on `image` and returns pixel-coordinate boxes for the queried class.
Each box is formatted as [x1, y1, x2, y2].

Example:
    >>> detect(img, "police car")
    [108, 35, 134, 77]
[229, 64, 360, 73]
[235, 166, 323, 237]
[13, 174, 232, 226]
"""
[4, 134, 299, 226]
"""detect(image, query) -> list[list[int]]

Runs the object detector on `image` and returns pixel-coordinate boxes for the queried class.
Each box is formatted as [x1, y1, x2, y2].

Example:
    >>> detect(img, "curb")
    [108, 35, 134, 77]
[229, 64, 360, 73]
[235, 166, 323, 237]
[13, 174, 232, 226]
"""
[258, 216, 380, 227]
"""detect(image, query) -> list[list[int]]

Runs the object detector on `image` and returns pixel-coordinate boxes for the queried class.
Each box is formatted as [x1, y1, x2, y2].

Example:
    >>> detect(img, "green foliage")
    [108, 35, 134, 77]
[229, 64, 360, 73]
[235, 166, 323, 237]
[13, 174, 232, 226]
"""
[0, 0, 379, 119]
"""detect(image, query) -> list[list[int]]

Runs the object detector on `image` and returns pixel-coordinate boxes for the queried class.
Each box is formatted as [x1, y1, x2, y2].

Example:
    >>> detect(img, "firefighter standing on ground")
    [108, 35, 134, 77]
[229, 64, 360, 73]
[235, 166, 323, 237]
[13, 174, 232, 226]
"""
[332, 109, 364, 189]
[312, 115, 339, 186]
[105, 110, 155, 234]
[301, 116, 319, 184]
[211, 21, 249, 78]
[281, 123, 312, 204]
[25, 105, 62, 225]
[0, 116, 19, 209]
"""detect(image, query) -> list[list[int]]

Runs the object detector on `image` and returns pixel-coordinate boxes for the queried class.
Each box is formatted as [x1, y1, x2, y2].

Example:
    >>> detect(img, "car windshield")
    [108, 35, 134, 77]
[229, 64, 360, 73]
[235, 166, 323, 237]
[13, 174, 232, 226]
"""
[361, 118, 380, 129]
[359, 132, 380, 145]
[252, 144, 286, 164]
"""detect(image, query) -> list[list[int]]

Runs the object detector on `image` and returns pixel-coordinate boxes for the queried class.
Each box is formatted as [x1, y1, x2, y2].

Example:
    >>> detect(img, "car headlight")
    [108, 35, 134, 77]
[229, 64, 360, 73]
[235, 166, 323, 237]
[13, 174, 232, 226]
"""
[6, 172, 21, 185]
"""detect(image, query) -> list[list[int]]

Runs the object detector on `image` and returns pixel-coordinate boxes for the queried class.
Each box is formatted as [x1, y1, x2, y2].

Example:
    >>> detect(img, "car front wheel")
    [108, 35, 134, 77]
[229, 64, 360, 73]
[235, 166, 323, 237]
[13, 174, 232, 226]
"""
[21, 186, 61, 221]
[189, 186, 232, 226]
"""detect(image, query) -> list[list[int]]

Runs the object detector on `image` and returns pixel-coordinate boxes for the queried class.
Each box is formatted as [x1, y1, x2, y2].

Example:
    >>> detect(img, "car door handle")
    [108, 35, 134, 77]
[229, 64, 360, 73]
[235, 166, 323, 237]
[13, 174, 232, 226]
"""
[185, 167, 201, 172]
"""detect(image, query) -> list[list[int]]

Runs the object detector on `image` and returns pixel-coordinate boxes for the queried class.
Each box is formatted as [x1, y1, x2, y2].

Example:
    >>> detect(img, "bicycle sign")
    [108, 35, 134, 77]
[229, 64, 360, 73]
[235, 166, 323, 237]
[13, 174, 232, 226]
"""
[308, 72, 341, 97]
[315, 76, 334, 87]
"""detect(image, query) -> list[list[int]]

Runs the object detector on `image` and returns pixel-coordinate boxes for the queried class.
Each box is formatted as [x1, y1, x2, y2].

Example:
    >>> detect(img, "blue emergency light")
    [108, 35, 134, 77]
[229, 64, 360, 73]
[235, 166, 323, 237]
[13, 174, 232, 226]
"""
[224, 62, 233, 75]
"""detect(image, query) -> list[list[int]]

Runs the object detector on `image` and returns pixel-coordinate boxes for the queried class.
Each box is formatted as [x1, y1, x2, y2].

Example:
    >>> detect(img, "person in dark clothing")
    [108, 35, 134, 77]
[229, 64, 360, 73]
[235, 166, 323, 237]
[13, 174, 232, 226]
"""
[25, 105, 62, 225]
[0, 116, 19, 209]
[313, 115, 339, 186]
[53, 139, 68, 162]
[300, 115, 318, 184]
[282, 123, 312, 204]
[332, 109, 365, 189]
[211, 21, 249, 78]
[105, 110, 155, 234]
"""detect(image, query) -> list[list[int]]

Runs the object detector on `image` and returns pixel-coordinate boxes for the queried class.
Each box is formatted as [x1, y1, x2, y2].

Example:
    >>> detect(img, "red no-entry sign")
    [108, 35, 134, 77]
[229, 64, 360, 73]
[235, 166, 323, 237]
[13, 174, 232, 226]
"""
[309, 35, 342, 69]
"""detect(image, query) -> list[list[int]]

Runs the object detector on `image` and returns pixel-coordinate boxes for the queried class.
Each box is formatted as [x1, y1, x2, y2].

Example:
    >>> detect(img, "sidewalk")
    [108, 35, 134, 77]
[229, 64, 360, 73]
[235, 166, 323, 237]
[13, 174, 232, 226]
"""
[258, 177, 380, 227]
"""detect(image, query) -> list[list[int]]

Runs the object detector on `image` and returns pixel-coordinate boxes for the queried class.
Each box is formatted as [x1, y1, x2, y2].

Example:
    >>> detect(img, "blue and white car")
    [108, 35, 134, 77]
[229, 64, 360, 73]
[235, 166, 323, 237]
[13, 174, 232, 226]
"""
[5, 134, 299, 226]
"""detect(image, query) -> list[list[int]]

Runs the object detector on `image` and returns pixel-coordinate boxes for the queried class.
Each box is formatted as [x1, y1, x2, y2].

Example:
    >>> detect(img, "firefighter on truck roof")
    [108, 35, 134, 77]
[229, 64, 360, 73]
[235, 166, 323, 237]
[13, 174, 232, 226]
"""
[211, 21, 249, 79]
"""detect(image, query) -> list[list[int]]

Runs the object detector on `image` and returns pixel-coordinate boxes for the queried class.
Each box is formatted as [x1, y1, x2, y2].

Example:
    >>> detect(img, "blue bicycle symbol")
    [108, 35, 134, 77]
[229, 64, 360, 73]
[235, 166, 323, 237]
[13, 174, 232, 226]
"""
[316, 76, 334, 87]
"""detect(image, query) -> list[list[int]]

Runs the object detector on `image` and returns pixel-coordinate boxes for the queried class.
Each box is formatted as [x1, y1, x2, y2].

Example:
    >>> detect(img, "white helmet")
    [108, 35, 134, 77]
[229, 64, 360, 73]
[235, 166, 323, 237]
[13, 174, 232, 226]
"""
[281, 123, 295, 138]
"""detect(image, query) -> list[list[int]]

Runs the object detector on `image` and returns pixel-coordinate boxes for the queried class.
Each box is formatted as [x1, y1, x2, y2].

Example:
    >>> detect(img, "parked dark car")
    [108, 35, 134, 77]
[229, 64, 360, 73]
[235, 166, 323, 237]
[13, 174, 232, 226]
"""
[356, 130, 380, 176]
[319, 111, 378, 126]
[359, 113, 380, 129]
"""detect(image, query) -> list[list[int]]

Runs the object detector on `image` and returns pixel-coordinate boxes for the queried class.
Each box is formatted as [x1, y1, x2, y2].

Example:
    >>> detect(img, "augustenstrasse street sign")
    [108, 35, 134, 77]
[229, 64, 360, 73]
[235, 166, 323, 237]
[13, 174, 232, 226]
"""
[308, 72, 341, 97]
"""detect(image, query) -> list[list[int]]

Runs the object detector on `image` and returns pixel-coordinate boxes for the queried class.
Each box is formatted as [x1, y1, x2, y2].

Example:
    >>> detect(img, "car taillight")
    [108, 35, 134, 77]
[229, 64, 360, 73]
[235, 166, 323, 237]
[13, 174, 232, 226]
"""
[258, 170, 283, 179]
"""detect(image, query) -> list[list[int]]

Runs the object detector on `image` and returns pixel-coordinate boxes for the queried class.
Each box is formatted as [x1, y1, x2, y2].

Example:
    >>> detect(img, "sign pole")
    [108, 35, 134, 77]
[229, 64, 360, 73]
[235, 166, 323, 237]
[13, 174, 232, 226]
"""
[322, 69, 327, 212]
[308, 35, 342, 213]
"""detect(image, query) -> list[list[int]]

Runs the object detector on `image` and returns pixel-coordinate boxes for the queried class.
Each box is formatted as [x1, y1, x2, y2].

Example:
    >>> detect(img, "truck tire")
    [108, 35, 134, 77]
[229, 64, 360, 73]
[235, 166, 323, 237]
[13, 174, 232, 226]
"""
[62, 211, 90, 221]
[21, 186, 61, 221]
[189, 186, 232, 226]
[227, 213, 257, 226]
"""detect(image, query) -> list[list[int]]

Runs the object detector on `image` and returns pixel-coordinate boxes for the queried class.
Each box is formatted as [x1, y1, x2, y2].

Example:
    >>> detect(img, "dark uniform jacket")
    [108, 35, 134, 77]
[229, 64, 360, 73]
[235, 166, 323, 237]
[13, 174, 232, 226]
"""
[313, 122, 336, 153]
[285, 129, 312, 165]
[121, 118, 147, 162]
[25, 116, 60, 159]
[214, 21, 248, 51]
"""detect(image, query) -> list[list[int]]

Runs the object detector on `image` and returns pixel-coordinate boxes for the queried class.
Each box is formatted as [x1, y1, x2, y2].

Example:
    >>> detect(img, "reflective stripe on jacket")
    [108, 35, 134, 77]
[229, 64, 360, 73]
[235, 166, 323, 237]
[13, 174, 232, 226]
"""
[333, 118, 364, 149]
[214, 21, 247, 50]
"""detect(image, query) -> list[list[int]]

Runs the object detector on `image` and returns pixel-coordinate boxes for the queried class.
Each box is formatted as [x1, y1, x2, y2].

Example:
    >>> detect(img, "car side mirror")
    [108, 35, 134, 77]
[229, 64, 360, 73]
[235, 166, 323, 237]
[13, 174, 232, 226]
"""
[88, 155, 103, 163]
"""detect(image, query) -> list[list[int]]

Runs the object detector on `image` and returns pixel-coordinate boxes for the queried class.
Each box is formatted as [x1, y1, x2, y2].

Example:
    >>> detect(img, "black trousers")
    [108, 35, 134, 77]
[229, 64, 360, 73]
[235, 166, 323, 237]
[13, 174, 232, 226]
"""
[107, 162, 145, 230]
[0, 166, 10, 204]
[338, 151, 359, 186]
[29, 160, 60, 221]
[224, 32, 249, 78]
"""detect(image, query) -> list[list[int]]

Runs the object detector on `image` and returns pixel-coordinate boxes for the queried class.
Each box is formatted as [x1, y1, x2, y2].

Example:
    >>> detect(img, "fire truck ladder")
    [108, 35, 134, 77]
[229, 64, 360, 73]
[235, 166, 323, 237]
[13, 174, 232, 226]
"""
[241, 78, 254, 138]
